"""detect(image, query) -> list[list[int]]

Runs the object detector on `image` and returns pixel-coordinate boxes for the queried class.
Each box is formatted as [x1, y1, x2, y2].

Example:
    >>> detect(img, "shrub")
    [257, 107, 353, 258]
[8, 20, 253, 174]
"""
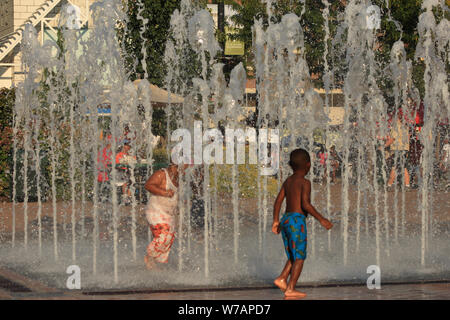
[0, 88, 15, 199]
[210, 164, 279, 198]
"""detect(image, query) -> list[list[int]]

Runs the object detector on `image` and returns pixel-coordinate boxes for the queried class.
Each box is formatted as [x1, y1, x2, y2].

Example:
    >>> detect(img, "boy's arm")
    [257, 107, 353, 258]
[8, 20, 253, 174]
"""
[301, 179, 333, 230]
[272, 183, 286, 234]
[144, 171, 174, 197]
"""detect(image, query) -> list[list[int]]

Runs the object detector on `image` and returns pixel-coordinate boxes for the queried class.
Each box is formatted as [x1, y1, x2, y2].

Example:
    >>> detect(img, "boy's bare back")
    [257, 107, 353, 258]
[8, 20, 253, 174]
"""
[273, 172, 332, 233]
[283, 174, 309, 215]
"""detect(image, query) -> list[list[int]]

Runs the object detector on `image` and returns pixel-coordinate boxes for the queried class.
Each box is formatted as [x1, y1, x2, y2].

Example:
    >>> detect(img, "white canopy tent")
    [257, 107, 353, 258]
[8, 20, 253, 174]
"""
[133, 79, 184, 106]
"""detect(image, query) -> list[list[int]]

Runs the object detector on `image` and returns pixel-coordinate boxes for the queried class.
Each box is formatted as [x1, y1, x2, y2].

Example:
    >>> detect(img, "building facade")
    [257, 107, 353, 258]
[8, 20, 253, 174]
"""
[0, 0, 93, 88]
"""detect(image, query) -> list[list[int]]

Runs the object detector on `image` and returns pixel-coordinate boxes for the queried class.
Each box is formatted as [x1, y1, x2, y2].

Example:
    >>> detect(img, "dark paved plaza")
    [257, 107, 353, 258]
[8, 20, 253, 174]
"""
[0, 265, 448, 300]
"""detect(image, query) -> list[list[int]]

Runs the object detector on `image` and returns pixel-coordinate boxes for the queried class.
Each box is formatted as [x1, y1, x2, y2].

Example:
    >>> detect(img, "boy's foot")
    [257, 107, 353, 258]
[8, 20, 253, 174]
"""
[284, 296, 305, 300]
[284, 289, 307, 299]
[274, 278, 287, 292]
[144, 255, 155, 270]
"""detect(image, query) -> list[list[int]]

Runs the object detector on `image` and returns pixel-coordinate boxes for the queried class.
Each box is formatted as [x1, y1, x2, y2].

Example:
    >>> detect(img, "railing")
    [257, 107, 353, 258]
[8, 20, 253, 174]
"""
[0, 0, 64, 62]
[0, 0, 91, 87]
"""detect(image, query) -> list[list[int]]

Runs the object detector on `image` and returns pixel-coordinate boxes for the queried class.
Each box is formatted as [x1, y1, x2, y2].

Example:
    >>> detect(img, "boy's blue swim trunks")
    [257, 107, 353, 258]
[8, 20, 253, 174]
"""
[280, 212, 307, 261]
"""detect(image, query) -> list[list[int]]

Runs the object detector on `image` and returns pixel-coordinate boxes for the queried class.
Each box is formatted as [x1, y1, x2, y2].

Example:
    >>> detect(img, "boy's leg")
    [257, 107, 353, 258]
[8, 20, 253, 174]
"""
[278, 214, 307, 297]
[274, 259, 292, 292]
[277, 218, 294, 292]
[285, 259, 306, 298]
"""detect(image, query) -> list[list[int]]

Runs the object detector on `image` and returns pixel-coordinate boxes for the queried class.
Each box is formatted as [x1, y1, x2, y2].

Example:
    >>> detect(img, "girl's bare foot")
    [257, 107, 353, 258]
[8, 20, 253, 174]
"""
[284, 289, 307, 299]
[274, 278, 287, 292]
[144, 255, 155, 270]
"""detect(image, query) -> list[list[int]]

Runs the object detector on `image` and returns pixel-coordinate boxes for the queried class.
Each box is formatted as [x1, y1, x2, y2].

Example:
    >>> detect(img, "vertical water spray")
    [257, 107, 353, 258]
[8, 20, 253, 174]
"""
[355, 109, 363, 253]
[11, 101, 19, 248]
[227, 63, 246, 265]
[20, 24, 62, 259]
[67, 62, 77, 261]
[187, 8, 221, 277]
[18, 26, 39, 251]
[22, 115, 30, 249]
[322, 0, 333, 252]
[124, 85, 139, 262]
[33, 117, 42, 255]
[339, 0, 389, 264]
[165, 0, 196, 255]
[415, 0, 449, 267]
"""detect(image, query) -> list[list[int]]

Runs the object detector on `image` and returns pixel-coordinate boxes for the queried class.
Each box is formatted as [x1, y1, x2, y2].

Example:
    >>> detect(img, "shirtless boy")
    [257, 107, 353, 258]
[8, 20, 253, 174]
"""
[272, 148, 333, 298]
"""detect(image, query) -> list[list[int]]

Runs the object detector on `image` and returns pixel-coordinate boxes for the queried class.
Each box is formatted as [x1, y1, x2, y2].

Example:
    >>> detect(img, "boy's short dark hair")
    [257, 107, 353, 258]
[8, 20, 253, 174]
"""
[289, 148, 310, 171]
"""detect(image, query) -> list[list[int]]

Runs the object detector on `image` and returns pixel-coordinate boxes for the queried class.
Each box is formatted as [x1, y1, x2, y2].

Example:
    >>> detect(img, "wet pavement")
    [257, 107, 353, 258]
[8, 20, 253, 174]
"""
[1, 282, 449, 300]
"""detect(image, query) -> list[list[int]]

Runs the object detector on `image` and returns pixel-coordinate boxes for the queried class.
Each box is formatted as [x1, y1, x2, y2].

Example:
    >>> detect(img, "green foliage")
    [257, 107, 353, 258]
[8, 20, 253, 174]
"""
[227, 0, 448, 99]
[0, 88, 14, 129]
[211, 164, 278, 198]
[152, 147, 169, 164]
[121, 0, 188, 85]
[151, 108, 168, 137]
[389, 0, 422, 60]
[229, 0, 338, 86]
[120, 0, 209, 140]
[0, 88, 15, 198]
[229, 0, 267, 76]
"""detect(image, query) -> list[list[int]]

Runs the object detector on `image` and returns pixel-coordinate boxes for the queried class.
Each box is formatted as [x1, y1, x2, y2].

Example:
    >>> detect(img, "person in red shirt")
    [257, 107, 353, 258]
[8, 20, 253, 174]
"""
[115, 143, 135, 204]
[97, 138, 112, 183]
[408, 126, 423, 188]
[116, 143, 131, 169]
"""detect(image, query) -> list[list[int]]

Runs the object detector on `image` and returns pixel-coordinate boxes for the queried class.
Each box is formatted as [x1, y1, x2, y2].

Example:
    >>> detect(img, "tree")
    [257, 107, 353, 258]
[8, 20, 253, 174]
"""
[121, 0, 183, 86]
[229, 0, 346, 87]
[121, 0, 211, 86]
[228, 0, 267, 77]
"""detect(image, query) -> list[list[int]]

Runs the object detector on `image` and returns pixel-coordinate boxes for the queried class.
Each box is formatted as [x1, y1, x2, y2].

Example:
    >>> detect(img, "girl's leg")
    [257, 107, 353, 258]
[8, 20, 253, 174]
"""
[146, 223, 175, 263]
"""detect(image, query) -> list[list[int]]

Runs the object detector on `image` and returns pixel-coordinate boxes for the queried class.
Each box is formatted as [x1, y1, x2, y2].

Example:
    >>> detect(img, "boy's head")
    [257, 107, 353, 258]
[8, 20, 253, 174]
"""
[288, 148, 310, 172]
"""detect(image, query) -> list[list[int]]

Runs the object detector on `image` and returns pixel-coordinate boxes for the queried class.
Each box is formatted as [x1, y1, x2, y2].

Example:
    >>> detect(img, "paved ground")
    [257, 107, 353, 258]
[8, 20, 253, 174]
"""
[1, 281, 449, 300]
[2, 185, 449, 237]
